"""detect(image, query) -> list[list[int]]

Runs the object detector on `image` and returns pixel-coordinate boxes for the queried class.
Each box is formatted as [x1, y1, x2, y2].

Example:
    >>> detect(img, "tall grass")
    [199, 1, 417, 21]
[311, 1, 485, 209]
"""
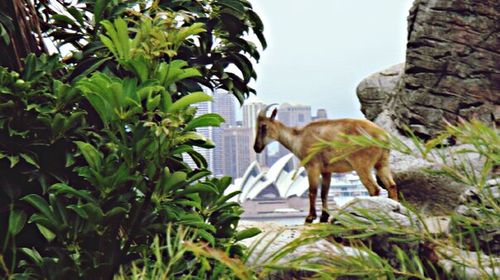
[116, 120, 498, 279]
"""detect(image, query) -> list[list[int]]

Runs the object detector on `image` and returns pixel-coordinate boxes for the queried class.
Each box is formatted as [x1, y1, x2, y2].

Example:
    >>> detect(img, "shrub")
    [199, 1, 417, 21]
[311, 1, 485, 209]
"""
[1, 1, 264, 278]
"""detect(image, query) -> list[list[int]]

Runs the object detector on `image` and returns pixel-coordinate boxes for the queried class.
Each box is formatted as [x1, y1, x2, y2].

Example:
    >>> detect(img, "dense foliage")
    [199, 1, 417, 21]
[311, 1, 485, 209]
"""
[0, 0, 264, 278]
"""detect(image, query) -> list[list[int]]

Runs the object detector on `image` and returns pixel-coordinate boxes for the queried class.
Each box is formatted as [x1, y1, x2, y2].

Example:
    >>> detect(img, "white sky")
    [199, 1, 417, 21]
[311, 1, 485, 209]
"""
[246, 0, 414, 119]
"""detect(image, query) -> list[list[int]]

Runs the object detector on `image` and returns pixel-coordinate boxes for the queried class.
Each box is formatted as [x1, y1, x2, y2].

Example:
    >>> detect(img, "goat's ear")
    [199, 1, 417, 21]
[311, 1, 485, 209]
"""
[270, 108, 278, 120]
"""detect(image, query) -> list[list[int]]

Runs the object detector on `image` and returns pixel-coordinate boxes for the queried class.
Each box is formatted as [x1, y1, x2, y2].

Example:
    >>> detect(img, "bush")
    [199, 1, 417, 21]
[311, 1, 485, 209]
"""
[0, 1, 264, 278]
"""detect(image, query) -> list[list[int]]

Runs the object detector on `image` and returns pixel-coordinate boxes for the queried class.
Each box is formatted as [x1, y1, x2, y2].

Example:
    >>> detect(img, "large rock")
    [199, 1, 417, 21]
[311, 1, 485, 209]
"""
[356, 64, 404, 121]
[331, 197, 423, 267]
[394, 170, 467, 215]
[357, 0, 500, 139]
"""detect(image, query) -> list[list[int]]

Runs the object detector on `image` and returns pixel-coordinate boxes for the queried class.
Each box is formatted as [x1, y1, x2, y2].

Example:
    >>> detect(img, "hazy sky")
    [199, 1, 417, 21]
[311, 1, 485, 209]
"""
[246, 0, 414, 119]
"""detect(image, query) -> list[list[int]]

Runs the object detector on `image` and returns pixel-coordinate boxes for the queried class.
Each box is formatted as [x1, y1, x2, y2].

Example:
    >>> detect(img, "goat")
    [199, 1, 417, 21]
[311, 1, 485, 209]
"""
[253, 104, 398, 224]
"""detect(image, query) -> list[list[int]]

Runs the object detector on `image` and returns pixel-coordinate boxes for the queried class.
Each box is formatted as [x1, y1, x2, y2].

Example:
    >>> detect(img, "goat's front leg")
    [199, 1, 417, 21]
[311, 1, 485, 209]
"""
[305, 168, 320, 224]
[320, 172, 331, 223]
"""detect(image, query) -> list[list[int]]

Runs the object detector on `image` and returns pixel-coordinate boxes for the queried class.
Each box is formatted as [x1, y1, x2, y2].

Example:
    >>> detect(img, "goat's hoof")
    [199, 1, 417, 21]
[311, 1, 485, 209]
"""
[320, 211, 330, 223]
[305, 215, 316, 224]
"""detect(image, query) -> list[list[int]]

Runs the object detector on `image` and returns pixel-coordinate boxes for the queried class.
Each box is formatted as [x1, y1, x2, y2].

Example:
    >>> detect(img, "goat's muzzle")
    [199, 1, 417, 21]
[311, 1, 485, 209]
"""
[254, 143, 264, 153]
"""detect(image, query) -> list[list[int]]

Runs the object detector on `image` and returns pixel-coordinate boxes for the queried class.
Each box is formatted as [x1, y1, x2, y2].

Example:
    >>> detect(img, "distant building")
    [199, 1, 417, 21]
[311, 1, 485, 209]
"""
[314, 108, 328, 120]
[212, 91, 237, 176]
[221, 127, 256, 179]
[242, 101, 265, 128]
[242, 100, 267, 167]
[277, 103, 312, 127]
[213, 91, 236, 127]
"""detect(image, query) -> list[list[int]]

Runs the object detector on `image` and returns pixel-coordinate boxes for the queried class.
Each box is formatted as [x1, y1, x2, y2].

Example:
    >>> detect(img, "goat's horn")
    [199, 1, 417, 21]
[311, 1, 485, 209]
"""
[259, 103, 278, 117]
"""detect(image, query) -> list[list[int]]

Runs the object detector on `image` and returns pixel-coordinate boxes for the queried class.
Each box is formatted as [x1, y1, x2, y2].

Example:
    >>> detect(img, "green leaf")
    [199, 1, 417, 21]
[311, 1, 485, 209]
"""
[197, 229, 215, 246]
[8, 209, 27, 236]
[187, 150, 208, 169]
[67, 7, 84, 26]
[36, 224, 56, 242]
[177, 182, 219, 196]
[160, 171, 187, 194]
[67, 204, 88, 219]
[7, 155, 19, 168]
[22, 194, 54, 221]
[115, 17, 130, 59]
[185, 113, 224, 131]
[49, 183, 95, 202]
[167, 92, 212, 113]
[234, 227, 261, 242]
[20, 248, 43, 266]
[52, 14, 77, 26]
[74, 141, 102, 170]
[94, 0, 112, 26]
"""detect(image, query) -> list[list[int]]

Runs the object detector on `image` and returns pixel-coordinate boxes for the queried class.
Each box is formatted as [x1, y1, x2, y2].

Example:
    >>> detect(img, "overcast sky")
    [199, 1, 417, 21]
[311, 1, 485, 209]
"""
[245, 0, 414, 119]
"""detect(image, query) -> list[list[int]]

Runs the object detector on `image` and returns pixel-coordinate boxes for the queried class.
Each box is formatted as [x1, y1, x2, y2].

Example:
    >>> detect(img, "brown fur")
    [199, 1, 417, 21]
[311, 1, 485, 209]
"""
[254, 111, 398, 224]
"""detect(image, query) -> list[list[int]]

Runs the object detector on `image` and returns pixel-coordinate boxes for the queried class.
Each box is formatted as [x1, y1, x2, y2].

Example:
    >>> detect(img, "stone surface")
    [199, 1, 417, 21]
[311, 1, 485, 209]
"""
[448, 178, 500, 256]
[394, 170, 467, 215]
[438, 245, 500, 279]
[357, 0, 500, 138]
[331, 197, 423, 267]
[356, 63, 404, 121]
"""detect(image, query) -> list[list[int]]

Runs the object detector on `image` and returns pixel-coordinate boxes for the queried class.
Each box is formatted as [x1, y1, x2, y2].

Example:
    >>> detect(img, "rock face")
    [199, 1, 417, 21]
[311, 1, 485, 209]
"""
[394, 170, 467, 215]
[356, 64, 404, 120]
[357, 0, 499, 138]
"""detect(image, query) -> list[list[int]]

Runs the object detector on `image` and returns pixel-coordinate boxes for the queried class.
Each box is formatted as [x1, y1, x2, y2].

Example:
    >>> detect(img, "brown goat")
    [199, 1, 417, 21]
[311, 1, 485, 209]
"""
[253, 105, 398, 224]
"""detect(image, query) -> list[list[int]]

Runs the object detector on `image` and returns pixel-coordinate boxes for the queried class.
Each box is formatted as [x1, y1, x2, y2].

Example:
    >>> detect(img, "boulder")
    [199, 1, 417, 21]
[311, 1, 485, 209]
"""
[331, 197, 423, 267]
[356, 63, 404, 121]
[357, 0, 500, 139]
[394, 170, 467, 215]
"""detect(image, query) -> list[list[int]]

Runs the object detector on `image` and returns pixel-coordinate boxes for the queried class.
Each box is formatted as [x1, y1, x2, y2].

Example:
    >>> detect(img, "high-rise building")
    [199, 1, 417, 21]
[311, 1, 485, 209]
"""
[213, 91, 236, 127]
[242, 100, 267, 167]
[277, 103, 312, 127]
[242, 101, 265, 128]
[314, 108, 328, 120]
[221, 127, 256, 179]
[212, 90, 237, 177]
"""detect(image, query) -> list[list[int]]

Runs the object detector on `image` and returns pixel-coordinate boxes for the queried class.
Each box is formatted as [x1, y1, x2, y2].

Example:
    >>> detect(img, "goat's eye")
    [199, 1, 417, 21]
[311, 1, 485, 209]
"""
[260, 124, 267, 133]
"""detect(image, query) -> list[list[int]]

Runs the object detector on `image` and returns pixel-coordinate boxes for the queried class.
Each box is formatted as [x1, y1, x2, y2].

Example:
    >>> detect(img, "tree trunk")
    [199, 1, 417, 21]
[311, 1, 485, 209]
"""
[0, 0, 47, 71]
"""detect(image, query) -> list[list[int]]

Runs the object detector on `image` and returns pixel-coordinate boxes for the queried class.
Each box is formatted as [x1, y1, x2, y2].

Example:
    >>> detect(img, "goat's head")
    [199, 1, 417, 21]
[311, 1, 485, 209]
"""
[253, 104, 278, 153]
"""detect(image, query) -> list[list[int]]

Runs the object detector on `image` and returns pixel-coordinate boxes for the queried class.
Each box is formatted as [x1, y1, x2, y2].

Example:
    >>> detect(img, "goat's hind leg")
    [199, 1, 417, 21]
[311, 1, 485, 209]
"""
[374, 150, 398, 200]
[375, 164, 398, 201]
[353, 166, 381, 197]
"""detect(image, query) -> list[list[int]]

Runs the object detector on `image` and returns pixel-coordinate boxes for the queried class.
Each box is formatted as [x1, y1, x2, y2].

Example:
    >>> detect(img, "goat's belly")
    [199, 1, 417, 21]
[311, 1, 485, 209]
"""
[323, 160, 353, 173]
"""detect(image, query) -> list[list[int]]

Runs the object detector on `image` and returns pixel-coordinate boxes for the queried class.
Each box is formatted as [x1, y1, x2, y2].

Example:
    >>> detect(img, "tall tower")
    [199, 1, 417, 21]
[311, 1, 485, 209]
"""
[242, 101, 265, 128]
[221, 127, 256, 179]
[213, 90, 236, 127]
[212, 90, 237, 177]
[242, 100, 267, 167]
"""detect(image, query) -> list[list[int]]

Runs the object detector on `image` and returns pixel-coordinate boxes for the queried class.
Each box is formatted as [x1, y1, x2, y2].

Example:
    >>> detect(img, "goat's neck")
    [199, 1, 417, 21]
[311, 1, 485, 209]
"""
[273, 121, 302, 156]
